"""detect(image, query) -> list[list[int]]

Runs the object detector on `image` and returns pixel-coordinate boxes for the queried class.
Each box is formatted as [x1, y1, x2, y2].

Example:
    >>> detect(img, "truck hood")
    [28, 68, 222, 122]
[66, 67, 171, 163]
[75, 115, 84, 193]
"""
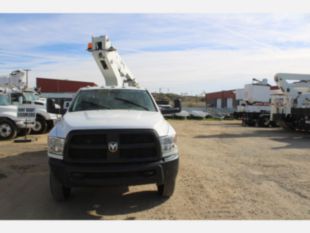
[0, 105, 19, 120]
[50, 110, 172, 138]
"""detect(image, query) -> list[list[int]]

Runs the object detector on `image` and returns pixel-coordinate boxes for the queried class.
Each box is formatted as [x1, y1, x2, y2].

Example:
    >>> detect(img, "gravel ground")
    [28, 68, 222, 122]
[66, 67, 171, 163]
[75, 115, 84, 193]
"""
[0, 120, 310, 220]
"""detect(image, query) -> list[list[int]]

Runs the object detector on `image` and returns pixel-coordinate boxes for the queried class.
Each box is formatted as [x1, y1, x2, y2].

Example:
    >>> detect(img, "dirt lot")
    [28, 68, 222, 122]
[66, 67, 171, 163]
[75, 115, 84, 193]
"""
[0, 120, 310, 220]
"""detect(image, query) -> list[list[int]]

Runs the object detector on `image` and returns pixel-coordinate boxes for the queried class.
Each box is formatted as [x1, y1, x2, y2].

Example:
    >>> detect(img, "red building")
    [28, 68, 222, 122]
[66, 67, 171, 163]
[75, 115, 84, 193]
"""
[205, 90, 236, 109]
[36, 77, 97, 93]
[36, 77, 98, 109]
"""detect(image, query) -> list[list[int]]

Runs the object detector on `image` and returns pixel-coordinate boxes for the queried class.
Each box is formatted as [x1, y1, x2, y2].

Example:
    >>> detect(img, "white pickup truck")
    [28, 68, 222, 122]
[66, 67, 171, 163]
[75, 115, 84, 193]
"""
[47, 35, 180, 201]
[47, 87, 179, 200]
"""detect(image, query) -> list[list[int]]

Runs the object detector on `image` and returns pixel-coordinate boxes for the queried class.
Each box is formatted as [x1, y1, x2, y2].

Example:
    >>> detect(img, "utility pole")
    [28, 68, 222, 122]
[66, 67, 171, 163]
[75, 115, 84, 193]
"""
[24, 68, 31, 89]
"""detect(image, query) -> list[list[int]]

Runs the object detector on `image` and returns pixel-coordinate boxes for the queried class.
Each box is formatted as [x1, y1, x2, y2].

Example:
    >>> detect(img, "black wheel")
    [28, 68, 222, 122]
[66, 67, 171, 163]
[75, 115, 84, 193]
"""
[255, 120, 260, 127]
[157, 178, 176, 198]
[50, 171, 71, 201]
[241, 119, 246, 126]
[0, 119, 17, 140]
[32, 116, 47, 134]
[268, 121, 275, 128]
[46, 120, 54, 132]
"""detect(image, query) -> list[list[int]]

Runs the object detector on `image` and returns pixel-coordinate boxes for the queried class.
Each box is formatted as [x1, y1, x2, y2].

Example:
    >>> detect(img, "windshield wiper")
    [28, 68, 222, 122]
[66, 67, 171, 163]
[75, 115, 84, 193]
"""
[114, 97, 149, 111]
[79, 100, 111, 110]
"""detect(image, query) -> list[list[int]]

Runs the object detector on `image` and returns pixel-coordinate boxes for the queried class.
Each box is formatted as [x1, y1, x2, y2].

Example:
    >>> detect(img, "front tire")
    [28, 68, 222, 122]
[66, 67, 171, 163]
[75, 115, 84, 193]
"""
[0, 119, 17, 140]
[157, 178, 176, 198]
[50, 171, 71, 201]
[32, 116, 47, 134]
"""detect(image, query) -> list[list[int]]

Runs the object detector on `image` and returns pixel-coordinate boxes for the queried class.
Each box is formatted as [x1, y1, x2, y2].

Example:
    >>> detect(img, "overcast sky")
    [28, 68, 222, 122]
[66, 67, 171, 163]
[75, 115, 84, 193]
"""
[1, 14, 310, 94]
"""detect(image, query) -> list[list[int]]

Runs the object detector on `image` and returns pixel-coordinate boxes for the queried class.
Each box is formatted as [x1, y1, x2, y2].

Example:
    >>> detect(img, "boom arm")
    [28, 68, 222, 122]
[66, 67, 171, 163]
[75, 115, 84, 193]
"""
[0, 70, 26, 91]
[275, 73, 310, 98]
[87, 35, 138, 88]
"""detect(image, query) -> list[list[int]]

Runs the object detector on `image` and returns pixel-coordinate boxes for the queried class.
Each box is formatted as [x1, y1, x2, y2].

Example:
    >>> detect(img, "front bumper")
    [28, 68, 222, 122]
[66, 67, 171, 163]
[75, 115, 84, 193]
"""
[49, 154, 179, 187]
[49, 113, 59, 121]
[15, 120, 35, 129]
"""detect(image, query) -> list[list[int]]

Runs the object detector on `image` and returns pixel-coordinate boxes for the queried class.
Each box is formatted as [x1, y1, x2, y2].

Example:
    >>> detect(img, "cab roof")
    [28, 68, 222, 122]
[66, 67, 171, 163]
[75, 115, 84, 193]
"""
[79, 86, 146, 91]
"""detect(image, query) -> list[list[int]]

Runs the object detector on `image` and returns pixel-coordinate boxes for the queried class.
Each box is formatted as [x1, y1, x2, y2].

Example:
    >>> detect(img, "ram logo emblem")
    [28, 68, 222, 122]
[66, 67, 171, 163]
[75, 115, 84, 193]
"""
[108, 141, 118, 153]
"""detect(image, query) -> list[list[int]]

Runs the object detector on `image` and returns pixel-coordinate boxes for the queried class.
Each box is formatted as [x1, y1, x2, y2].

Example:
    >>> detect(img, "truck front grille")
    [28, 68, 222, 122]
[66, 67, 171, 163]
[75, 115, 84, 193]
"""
[65, 129, 160, 163]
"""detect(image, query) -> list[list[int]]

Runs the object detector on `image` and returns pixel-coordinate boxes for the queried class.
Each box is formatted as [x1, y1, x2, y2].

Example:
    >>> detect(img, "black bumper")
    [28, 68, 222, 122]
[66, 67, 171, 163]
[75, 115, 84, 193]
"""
[49, 154, 179, 187]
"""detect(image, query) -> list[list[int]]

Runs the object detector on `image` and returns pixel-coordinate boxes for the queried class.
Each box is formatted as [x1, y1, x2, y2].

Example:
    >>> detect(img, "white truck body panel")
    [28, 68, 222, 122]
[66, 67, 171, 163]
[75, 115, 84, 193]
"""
[235, 88, 245, 101]
[244, 84, 271, 103]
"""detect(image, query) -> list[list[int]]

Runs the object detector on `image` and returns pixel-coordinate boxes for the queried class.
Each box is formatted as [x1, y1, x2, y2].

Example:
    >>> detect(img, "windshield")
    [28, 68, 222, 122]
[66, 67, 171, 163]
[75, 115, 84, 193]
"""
[70, 89, 157, 112]
[0, 95, 10, 106]
[23, 92, 39, 103]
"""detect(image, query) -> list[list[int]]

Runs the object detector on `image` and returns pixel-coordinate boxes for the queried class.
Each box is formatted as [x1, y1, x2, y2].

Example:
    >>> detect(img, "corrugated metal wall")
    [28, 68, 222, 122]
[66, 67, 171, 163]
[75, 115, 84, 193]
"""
[36, 77, 97, 93]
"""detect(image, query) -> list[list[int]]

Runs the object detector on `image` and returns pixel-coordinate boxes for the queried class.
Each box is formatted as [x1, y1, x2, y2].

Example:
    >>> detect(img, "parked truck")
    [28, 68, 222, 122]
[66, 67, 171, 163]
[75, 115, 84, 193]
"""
[0, 70, 58, 134]
[47, 35, 180, 201]
[234, 78, 277, 127]
[0, 89, 35, 140]
[271, 73, 310, 131]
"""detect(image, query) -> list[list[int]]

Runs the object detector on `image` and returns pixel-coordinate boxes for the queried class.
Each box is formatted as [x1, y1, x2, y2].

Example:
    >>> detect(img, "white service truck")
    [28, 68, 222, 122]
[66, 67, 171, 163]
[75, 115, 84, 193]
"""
[234, 78, 277, 127]
[0, 70, 58, 134]
[9, 89, 58, 133]
[272, 73, 310, 131]
[0, 90, 35, 140]
[47, 35, 180, 201]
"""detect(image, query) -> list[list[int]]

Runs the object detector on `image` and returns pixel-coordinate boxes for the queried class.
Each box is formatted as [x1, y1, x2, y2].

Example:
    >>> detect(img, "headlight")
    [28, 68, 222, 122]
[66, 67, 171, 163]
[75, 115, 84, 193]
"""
[160, 134, 178, 158]
[48, 137, 65, 155]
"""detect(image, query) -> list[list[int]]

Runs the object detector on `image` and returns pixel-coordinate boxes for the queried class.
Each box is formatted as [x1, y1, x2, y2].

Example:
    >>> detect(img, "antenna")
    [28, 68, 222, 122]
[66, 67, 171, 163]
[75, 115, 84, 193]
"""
[23, 68, 31, 89]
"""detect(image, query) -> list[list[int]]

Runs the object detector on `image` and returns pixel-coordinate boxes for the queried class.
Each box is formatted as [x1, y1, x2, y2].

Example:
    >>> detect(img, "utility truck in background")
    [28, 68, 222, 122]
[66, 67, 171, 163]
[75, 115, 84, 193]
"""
[156, 99, 182, 117]
[0, 70, 58, 134]
[0, 70, 35, 140]
[47, 35, 180, 201]
[0, 90, 35, 140]
[271, 73, 310, 131]
[234, 78, 277, 127]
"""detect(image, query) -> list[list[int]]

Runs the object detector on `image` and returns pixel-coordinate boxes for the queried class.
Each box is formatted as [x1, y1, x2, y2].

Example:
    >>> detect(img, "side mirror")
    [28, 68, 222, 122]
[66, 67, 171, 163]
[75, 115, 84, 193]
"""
[174, 99, 182, 111]
[47, 98, 67, 115]
[59, 107, 67, 115]
[46, 98, 57, 114]
[160, 99, 182, 115]
[63, 101, 71, 110]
